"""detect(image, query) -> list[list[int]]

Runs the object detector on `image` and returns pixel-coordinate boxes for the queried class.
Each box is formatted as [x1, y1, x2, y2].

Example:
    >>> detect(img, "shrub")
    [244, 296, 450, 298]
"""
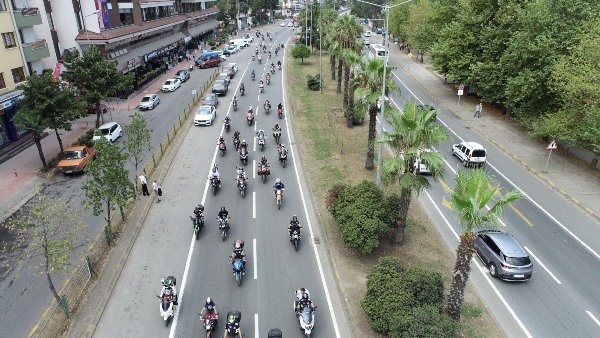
[381, 193, 400, 228]
[74, 128, 96, 146]
[390, 305, 460, 338]
[401, 267, 444, 306]
[325, 184, 345, 210]
[306, 74, 322, 91]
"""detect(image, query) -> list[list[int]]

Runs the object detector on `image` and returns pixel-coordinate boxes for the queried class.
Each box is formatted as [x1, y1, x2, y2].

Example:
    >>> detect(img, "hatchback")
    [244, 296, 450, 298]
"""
[92, 122, 123, 142]
[474, 229, 533, 281]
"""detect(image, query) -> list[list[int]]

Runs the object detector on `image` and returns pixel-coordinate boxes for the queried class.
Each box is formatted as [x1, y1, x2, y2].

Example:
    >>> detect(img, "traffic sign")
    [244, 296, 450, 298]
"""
[547, 140, 557, 150]
[458, 83, 465, 90]
[457, 89, 464, 96]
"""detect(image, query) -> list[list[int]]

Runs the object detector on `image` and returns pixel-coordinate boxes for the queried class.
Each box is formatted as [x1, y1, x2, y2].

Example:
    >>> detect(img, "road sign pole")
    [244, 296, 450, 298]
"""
[544, 149, 553, 172]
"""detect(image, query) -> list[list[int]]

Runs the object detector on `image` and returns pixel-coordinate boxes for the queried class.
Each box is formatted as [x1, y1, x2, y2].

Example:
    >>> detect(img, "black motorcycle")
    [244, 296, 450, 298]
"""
[240, 148, 249, 166]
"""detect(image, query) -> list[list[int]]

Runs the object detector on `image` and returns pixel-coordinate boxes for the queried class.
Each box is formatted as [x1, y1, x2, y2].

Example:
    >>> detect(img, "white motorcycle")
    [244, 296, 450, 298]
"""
[158, 289, 175, 326]
[296, 304, 316, 337]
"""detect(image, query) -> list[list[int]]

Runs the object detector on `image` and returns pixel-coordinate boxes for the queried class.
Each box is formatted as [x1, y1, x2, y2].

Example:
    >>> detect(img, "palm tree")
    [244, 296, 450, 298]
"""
[334, 15, 362, 94]
[443, 169, 522, 320]
[354, 58, 397, 170]
[380, 101, 447, 243]
[341, 49, 362, 127]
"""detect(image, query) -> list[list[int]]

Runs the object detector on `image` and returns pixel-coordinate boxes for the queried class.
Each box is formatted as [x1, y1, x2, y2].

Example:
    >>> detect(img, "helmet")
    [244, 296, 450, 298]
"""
[274, 123, 279, 128]
[302, 293, 308, 300]
[212, 167, 217, 172]
[221, 206, 225, 212]
[276, 178, 281, 183]
[242, 139, 246, 144]
[292, 214, 298, 222]
[235, 242, 241, 249]
[262, 156, 267, 161]
[206, 297, 212, 304]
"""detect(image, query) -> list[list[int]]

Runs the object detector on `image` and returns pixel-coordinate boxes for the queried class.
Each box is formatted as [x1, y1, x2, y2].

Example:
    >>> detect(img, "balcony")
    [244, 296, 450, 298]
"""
[14, 8, 42, 28]
[23, 40, 50, 62]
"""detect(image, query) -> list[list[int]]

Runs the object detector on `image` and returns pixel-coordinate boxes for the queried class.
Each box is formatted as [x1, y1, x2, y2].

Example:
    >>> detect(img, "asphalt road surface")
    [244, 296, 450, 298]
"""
[92, 28, 351, 338]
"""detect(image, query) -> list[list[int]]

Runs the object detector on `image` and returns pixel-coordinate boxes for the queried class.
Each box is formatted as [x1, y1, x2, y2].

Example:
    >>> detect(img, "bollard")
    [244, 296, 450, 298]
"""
[152, 154, 156, 168]
[178, 115, 182, 127]
[173, 124, 176, 134]
[14, 169, 17, 177]
[167, 131, 171, 144]
[160, 142, 164, 156]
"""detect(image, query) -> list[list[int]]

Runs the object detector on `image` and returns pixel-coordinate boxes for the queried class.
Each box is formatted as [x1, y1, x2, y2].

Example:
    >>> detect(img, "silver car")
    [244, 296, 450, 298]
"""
[139, 94, 160, 110]
[474, 229, 533, 281]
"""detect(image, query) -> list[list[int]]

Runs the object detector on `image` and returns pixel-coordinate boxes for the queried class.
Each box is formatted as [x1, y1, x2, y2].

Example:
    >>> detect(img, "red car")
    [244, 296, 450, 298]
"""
[197, 55, 221, 69]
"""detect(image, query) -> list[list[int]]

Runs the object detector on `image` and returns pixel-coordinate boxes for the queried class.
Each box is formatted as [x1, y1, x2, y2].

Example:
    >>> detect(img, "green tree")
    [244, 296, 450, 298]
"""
[444, 169, 522, 320]
[82, 137, 132, 242]
[381, 101, 447, 243]
[16, 72, 86, 154]
[123, 112, 152, 172]
[354, 58, 397, 170]
[350, 0, 385, 21]
[63, 46, 133, 127]
[5, 192, 85, 305]
[11, 105, 49, 169]
[291, 43, 311, 64]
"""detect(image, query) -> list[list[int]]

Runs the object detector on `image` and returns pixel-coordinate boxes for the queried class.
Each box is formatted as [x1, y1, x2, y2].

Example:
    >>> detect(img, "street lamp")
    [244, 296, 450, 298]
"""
[355, 0, 414, 187]
[83, 11, 99, 50]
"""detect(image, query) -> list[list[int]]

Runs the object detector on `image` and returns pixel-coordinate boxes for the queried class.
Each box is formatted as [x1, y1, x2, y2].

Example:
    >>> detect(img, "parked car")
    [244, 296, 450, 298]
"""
[241, 33, 254, 42]
[451, 141, 487, 167]
[92, 122, 123, 143]
[279, 22, 286, 27]
[212, 79, 229, 96]
[363, 38, 370, 45]
[162, 78, 181, 92]
[174, 70, 190, 82]
[376, 28, 383, 34]
[202, 93, 219, 107]
[197, 55, 221, 69]
[223, 63, 238, 78]
[194, 105, 216, 126]
[225, 45, 240, 54]
[364, 31, 372, 37]
[57, 145, 96, 174]
[474, 229, 533, 281]
[217, 73, 231, 85]
[139, 94, 160, 110]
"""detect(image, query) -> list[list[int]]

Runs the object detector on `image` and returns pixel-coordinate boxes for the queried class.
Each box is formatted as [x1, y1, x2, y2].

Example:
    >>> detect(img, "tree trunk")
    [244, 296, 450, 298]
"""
[54, 128, 64, 154]
[336, 60, 342, 94]
[106, 198, 112, 235]
[330, 55, 336, 80]
[395, 189, 412, 243]
[365, 106, 377, 170]
[348, 78, 355, 125]
[444, 231, 476, 321]
[95, 105, 101, 128]
[343, 64, 349, 109]
[32, 131, 48, 169]
[44, 238, 61, 303]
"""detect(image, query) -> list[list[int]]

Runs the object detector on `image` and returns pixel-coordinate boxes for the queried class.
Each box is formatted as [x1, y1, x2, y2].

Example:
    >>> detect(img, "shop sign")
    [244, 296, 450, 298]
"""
[144, 51, 158, 62]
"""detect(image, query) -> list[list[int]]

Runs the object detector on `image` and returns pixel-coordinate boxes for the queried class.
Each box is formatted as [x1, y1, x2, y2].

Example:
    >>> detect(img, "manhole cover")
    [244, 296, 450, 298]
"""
[313, 236, 321, 244]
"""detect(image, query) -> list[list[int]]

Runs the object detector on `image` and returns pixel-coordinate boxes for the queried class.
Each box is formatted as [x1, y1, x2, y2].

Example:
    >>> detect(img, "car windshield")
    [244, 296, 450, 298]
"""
[505, 255, 531, 266]
[141, 97, 151, 102]
[99, 128, 110, 135]
[197, 107, 212, 115]
[472, 150, 486, 157]
[64, 150, 83, 159]
[164, 81, 172, 85]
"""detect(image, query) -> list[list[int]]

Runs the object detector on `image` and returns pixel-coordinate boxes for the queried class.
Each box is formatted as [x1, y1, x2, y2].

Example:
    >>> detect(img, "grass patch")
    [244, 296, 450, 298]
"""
[287, 54, 504, 338]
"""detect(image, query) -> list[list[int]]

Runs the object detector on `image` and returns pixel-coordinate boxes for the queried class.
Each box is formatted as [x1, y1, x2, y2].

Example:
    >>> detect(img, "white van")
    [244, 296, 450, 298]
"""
[229, 39, 249, 48]
[452, 141, 487, 167]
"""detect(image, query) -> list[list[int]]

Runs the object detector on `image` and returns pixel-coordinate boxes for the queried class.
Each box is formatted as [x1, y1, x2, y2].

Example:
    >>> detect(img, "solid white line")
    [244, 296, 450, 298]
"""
[281, 49, 342, 338]
[254, 313, 259, 337]
[253, 238, 257, 279]
[586, 311, 600, 327]
[253, 191, 256, 219]
[423, 190, 533, 338]
[524, 247, 561, 284]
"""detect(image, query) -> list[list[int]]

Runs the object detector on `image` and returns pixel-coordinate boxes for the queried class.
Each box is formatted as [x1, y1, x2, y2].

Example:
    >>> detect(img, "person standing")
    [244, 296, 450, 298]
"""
[139, 173, 149, 196]
[474, 102, 482, 118]
[153, 180, 162, 203]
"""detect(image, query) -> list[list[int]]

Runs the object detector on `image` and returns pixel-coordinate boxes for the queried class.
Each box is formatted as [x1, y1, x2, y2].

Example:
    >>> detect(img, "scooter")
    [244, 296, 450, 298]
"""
[291, 230, 300, 251]
[202, 312, 218, 338]
[278, 108, 284, 119]
[297, 305, 317, 336]
[158, 290, 175, 327]
[237, 177, 247, 198]
[219, 142, 226, 157]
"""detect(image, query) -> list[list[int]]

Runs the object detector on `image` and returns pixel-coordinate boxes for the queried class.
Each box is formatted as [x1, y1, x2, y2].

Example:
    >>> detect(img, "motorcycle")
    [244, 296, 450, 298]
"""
[259, 84, 264, 93]
[237, 177, 247, 198]
[219, 142, 226, 157]
[297, 305, 316, 337]
[218, 216, 229, 241]
[291, 230, 300, 251]
[239, 148, 248, 166]
[210, 176, 219, 196]
[278, 64, 282, 70]
[278, 150, 287, 168]
[252, 55, 255, 61]
[233, 137, 240, 151]
[271, 68, 275, 74]
[202, 312, 218, 338]
[258, 137, 265, 151]
[240, 87, 245, 96]
[190, 214, 204, 240]
[264, 104, 271, 115]
[275, 188, 284, 209]
[273, 130, 281, 144]
[266, 77, 271, 85]
[233, 101, 238, 111]
[246, 111, 254, 126]
[258, 164, 270, 183]
[224, 121, 231, 133]
[158, 290, 175, 326]
[278, 108, 284, 119]
[251, 73, 255, 81]
[232, 258, 244, 286]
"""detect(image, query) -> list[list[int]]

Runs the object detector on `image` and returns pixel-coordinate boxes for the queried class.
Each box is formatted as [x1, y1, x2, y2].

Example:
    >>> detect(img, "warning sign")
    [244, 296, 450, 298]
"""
[547, 140, 557, 150]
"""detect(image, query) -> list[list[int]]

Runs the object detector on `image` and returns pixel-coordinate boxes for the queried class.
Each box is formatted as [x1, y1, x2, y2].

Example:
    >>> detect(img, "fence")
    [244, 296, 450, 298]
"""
[32, 68, 219, 337]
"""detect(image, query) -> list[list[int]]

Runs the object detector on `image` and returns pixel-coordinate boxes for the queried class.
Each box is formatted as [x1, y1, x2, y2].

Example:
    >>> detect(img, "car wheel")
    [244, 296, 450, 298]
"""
[488, 262, 498, 278]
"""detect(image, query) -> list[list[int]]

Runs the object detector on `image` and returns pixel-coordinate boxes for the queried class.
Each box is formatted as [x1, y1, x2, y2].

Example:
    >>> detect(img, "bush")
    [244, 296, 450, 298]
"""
[306, 74, 322, 91]
[390, 305, 460, 338]
[74, 128, 96, 147]
[381, 193, 400, 228]
[401, 267, 444, 306]
[331, 181, 388, 254]
[325, 184, 345, 210]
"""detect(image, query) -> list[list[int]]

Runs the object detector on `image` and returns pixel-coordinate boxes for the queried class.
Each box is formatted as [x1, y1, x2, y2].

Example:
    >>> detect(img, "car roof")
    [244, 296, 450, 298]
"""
[98, 122, 118, 128]
[479, 230, 528, 257]
[464, 141, 484, 149]
[65, 145, 86, 151]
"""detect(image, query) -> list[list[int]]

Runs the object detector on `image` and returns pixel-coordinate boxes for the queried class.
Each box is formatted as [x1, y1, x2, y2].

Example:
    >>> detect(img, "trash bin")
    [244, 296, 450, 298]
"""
[268, 328, 282, 338]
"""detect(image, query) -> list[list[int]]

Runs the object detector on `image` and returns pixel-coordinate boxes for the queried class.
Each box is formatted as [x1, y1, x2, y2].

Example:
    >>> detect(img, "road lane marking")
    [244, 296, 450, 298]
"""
[253, 238, 257, 279]
[509, 204, 534, 227]
[253, 159, 256, 179]
[254, 313, 259, 337]
[253, 191, 256, 219]
[423, 190, 533, 338]
[253, 137, 256, 151]
[586, 311, 600, 327]
[524, 247, 560, 284]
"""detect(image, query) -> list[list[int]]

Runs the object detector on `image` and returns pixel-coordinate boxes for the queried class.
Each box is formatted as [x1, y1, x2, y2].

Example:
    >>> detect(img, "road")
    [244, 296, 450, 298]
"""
[91, 27, 351, 338]
[377, 42, 600, 337]
[0, 46, 221, 337]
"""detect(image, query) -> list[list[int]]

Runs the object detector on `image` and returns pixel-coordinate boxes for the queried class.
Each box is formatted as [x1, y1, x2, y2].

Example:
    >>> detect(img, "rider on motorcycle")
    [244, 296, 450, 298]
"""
[256, 129, 266, 142]
[209, 165, 221, 187]
[277, 102, 283, 112]
[296, 292, 316, 312]
[258, 54, 262, 62]
[271, 63, 275, 73]
[268, 51, 272, 59]
[259, 155, 270, 168]
[251, 69, 255, 80]
[218, 135, 227, 148]
[240, 83, 245, 94]
[160, 276, 178, 304]
[223, 311, 243, 338]
[240, 139, 248, 151]
[277, 60, 282, 69]
[235, 167, 248, 185]
[266, 73, 271, 84]
[224, 116, 231, 126]
[273, 123, 282, 133]
[217, 206, 230, 227]
[229, 240, 246, 274]
[232, 96, 238, 109]
[273, 177, 285, 193]
[193, 204, 205, 227]
[258, 80, 264, 90]
[264, 99, 271, 110]
[278, 144, 288, 158]
[288, 214, 302, 239]
[200, 297, 219, 322]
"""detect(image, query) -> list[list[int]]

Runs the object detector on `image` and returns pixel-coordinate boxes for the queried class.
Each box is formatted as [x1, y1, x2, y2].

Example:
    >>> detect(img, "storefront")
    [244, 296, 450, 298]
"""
[0, 91, 25, 149]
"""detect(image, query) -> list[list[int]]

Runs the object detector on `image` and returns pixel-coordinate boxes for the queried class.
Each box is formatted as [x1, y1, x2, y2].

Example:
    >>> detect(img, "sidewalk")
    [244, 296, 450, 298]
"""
[387, 47, 600, 222]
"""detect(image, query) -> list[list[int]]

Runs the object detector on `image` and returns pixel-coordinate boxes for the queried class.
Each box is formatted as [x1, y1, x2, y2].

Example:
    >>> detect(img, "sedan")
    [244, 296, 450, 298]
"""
[194, 106, 216, 126]
[212, 79, 229, 96]
[162, 78, 181, 92]
[92, 122, 122, 142]
[279, 22, 286, 27]
[217, 73, 231, 85]
[174, 70, 190, 82]
[202, 93, 219, 107]
[139, 94, 160, 110]
[363, 38, 370, 45]
[226, 45, 240, 54]
[287, 22, 293, 27]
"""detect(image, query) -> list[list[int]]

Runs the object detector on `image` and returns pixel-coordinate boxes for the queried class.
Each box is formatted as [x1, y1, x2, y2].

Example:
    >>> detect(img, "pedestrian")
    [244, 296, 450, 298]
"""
[474, 102, 482, 118]
[139, 173, 149, 196]
[153, 180, 162, 203]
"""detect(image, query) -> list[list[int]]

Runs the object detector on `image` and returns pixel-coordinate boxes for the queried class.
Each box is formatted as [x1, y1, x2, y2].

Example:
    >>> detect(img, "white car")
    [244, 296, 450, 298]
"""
[226, 45, 240, 54]
[162, 78, 181, 92]
[364, 31, 372, 37]
[92, 122, 122, 142]
[139, 94, 160, 110]
[413, 148, 434, 175]
[194, 105, 216, 126]
[363, 38, 370, 45]
[287, 22, 293, 27]
[279, 22, 286, 27]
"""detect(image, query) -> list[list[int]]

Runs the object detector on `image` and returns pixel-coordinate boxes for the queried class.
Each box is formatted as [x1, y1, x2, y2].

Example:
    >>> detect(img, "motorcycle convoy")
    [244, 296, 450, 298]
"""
[158, 29, 318, 337]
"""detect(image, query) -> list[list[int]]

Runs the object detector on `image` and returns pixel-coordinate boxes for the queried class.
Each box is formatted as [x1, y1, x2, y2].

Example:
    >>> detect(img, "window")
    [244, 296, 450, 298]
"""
[2, 32, 17, 48]
[0, 73, 5, 89]
[11, 67, 25, 84]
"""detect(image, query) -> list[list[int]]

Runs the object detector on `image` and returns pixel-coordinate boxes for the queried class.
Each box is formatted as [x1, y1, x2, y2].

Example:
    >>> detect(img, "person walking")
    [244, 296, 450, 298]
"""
[474, 102, 482, 118]
[139, 173, 149, 196]
[153, 180, 162, 203]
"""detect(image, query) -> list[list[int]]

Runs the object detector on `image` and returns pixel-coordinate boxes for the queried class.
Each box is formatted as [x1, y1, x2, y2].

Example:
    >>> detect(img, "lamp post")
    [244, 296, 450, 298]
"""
[355, 0, 414, 187]
[82, 11, 99, 51]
